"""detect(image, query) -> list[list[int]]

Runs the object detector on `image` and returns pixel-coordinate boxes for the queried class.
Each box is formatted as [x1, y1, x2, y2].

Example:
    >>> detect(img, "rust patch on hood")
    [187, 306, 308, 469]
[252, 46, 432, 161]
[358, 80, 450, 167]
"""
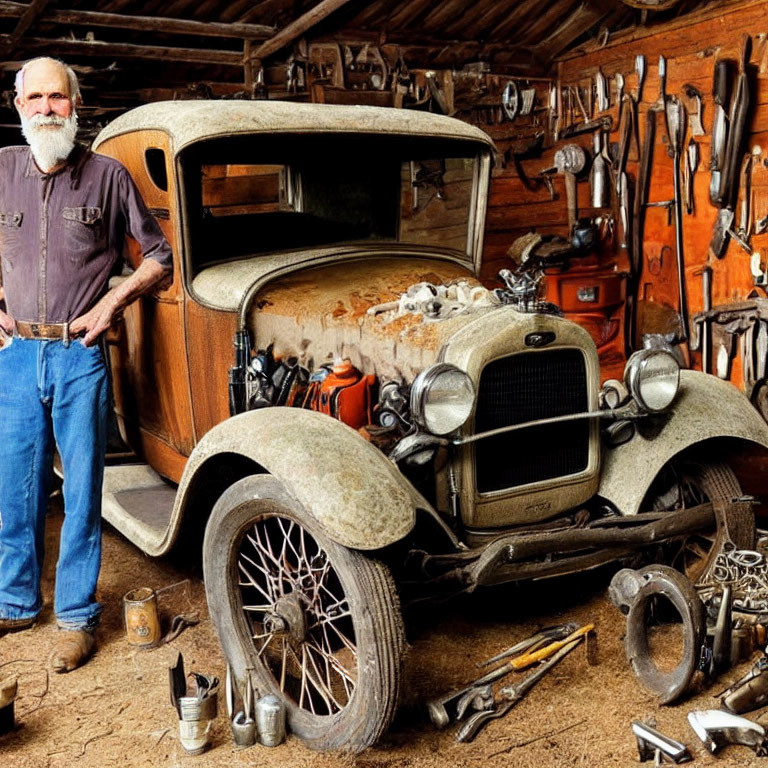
[248, 257, 488, 381]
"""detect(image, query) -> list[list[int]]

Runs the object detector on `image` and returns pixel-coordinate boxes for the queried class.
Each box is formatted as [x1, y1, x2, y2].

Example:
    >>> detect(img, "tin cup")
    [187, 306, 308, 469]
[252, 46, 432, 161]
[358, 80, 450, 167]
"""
[178, 694, 217, 755]
[178, 718, 213, 755]
[123, 587, 162, 648]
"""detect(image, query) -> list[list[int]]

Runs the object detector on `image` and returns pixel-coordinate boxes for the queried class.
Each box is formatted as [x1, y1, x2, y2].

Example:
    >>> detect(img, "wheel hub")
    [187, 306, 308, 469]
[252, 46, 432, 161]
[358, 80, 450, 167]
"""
[264, 593, 307, 644]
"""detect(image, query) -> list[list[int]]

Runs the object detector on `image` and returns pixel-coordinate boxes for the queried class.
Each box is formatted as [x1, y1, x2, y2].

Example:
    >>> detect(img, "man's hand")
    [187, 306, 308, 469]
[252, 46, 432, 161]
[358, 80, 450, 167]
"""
[69, 293, 119, 346]
[70, 258, 170, 346]
[0, 307, 14, 340]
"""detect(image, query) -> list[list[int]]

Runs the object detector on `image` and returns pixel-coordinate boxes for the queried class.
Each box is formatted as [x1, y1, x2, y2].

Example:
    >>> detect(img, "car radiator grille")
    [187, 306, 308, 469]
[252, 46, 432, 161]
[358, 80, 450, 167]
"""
[474, 349, 590, 494]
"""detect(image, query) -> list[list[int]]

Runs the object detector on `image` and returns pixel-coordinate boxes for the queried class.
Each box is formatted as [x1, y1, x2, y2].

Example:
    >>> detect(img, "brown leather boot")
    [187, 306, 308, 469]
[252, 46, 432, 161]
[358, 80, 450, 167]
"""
[0, 616, 36, 636]
[50, 630, 95, 673]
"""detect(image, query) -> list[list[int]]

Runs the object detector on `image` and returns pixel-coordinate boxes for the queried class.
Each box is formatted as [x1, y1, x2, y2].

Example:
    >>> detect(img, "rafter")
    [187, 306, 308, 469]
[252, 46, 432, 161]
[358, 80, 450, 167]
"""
[253, 0, 359, 60]
[3, 0, 50, 53]
[10, 35, 244, 65]
[0, 1, 275, 40]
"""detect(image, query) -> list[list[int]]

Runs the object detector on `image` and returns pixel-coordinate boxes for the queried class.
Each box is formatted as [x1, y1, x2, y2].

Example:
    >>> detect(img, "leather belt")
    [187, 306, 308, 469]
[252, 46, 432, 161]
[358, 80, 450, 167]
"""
[15, 320, 70, 340]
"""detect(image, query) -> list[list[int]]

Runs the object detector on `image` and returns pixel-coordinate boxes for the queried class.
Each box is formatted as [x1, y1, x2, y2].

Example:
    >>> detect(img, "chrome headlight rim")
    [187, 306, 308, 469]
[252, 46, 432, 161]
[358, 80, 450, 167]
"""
[410, 363, 475, 436]
[624, 349, 681, 413]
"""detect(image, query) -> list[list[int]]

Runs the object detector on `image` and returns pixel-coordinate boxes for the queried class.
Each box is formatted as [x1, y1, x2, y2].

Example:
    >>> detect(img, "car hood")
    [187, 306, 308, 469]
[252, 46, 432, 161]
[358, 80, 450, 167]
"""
[247, 256, 491, 381]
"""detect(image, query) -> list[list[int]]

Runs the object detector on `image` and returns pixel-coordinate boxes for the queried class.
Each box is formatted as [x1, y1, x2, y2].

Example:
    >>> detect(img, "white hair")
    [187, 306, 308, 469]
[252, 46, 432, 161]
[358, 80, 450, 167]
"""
[14, 57, 81, 102]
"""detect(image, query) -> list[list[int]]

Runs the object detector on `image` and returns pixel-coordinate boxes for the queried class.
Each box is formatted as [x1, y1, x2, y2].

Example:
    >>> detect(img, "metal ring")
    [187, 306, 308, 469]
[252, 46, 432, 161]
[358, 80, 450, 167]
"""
[624, 564, 705, 704]
[730, 550, 765, 569]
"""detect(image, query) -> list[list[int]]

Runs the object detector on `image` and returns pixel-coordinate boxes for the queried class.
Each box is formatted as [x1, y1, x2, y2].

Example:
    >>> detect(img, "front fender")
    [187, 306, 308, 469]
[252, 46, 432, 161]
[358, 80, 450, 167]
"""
[178, 408, 417, 550]
[598, 370, 768, 515]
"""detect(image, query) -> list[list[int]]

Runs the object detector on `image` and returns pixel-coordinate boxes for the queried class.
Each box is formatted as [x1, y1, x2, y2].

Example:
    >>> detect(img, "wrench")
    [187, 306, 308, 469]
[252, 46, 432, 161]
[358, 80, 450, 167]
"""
[457, 634, 586, 742]
[682, 83, 705, 136]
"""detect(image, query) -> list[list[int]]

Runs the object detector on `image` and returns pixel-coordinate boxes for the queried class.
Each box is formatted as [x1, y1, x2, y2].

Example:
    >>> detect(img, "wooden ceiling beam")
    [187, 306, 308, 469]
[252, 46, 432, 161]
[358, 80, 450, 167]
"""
[0, 1, 275, 40]
[9, 35, 244, 65]
[3, 0, 49, 53]
[533, 2, 604, 60]
[253, 0, 359, 60]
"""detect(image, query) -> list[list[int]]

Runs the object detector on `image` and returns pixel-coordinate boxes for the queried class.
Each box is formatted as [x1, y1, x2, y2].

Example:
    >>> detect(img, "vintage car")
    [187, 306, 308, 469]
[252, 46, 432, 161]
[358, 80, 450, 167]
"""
[92, 101, 768, 751]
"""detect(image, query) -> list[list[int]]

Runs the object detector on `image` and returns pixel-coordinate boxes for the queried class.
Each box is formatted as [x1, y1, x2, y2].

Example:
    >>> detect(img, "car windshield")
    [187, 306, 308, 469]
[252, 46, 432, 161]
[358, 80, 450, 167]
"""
[179, 133, 483, 273]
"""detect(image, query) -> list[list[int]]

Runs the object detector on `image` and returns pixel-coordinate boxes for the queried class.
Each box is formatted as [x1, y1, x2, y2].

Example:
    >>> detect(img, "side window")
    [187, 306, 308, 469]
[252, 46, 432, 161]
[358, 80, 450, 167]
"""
[144, 148, 168, 192]
[201, 165, 296, 216]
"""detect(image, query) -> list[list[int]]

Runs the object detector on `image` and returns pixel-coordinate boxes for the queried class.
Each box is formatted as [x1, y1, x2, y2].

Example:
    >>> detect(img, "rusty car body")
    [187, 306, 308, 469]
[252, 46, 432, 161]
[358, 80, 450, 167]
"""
[92, 100, 768, 751]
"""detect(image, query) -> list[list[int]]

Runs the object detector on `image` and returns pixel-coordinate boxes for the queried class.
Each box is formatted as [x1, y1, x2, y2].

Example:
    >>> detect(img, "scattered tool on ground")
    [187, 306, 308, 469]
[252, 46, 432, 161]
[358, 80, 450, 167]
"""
[632, 721, 691, 764]
[477, 622, 579, 668]
[688, 709, 768, 756]
[456, 628, 589, 743]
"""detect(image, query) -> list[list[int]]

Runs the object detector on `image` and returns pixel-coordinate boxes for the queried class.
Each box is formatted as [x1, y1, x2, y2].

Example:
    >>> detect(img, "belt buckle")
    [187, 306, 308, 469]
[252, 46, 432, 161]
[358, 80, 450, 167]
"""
[29, 322, 42, 338]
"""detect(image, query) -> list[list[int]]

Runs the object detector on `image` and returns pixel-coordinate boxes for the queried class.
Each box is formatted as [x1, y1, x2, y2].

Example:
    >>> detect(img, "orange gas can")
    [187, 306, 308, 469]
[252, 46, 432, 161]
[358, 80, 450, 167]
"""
[316, 360, 376, 430]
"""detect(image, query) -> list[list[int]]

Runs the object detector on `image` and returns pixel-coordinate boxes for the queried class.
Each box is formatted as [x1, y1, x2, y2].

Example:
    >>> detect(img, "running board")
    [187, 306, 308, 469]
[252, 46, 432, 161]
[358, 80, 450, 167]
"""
[102, 464, 177, 554]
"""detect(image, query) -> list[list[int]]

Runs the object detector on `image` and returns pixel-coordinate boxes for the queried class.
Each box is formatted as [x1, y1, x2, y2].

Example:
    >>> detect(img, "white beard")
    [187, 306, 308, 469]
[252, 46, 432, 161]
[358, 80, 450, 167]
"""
[20, 111, 78, 172]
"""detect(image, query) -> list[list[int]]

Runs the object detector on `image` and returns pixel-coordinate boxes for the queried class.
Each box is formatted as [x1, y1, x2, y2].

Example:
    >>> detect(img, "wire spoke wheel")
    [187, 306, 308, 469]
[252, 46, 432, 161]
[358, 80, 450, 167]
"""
[645, 461, 743, 585]
[237, 514, 358, 715]
[204, 475, 404, 751]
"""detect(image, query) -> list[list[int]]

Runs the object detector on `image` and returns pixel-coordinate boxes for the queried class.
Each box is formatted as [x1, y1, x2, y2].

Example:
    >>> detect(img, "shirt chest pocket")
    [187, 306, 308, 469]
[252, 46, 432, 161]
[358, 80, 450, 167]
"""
[0, 210, 23, 270]
[62, 206, 105, 264]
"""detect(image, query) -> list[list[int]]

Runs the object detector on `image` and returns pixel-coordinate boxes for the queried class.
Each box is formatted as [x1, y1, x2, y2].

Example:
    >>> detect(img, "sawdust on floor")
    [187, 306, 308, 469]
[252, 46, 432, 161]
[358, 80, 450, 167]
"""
[0, 498, 760, 767]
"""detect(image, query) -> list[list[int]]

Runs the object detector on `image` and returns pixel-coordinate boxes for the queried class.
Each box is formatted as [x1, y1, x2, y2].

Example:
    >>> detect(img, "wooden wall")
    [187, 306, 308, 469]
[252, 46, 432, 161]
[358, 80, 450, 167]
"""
[480, 0, 768, 392]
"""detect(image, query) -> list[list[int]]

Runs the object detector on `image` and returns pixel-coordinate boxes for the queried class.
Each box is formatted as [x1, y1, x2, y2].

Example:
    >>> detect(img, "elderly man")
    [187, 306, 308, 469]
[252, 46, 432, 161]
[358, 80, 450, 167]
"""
[0, 57, 172, 671]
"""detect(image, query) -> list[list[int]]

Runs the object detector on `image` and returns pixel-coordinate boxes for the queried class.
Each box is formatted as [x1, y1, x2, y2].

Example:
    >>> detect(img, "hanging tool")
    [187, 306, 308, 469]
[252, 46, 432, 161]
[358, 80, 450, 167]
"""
[559, 115, 612, 138]
[709, 60, 729, 205]
[653, 56, 669, 139]
[615, 72, 625, 127]
[520, 88, 536, 116]
[630, 105, 656, 352]
[719, 36, 752, 209]
[701, 266, 713, 373]
[709, 36, 752, 259]
[667, 95, 690, 341]
[619, 172, 630, 250]
[596, 67, 609, 112]
[502, 80, 520, 121]
[682, 83, 705, 136]
[550, 80, 560, 141]
[591, 130, 609, 208]
[541, 144, 586, 233]
[737, 149, 758, 241]
[634, 54, 646, 103]
[757, 320, 768, 379]
[574, 85, 589, 123]
[683, 138, 699, 215]
[456, 629, 589, 742]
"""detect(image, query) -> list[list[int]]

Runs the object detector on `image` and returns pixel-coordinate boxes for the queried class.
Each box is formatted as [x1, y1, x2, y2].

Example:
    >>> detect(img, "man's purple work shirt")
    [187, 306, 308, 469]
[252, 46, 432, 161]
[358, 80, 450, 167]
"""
[0, 143, 172, 324]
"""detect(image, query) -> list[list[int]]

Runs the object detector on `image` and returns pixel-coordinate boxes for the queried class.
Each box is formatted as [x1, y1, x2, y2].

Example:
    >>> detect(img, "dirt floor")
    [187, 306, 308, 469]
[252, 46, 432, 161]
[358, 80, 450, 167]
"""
[0, 498, 765, 767]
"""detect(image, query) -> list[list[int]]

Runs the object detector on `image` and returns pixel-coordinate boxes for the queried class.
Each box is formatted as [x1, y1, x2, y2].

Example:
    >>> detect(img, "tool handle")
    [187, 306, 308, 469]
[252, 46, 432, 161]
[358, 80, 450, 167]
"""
[457, 636, 585, 743]
[511, 623, 593, 670]
[713, 60, 728, 106]
[738, 33, 751, 74]
[565, 171, 577, 233]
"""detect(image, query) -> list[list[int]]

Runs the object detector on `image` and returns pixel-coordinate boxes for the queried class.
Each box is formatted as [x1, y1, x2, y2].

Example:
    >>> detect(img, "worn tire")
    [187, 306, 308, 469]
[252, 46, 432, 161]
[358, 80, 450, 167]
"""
[645, 461, 743, 583]
[203, 475, 404, 752]
[679, 462, 744, 583]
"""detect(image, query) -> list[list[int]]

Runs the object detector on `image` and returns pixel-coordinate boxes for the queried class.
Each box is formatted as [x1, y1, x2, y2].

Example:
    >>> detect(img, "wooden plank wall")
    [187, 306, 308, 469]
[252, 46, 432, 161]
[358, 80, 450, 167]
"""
[481, 1, 768, 393]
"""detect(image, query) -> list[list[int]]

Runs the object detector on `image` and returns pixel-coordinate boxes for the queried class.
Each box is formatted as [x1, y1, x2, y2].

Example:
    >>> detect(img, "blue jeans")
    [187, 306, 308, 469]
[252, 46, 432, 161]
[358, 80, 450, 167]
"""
[0, 337, 108, 630]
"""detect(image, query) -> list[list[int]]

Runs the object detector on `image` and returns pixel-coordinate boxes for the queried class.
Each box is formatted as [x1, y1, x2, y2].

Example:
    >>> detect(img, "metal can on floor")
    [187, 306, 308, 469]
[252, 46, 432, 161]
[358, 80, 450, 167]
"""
[255, 694, 286, 746]
[123, 587, 162, 648]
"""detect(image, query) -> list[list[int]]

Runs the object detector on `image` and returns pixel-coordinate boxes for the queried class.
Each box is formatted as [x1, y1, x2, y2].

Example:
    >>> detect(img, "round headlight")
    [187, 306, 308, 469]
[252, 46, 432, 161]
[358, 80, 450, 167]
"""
[624, 349, 680, 412]
[411, 363, 475, 435]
